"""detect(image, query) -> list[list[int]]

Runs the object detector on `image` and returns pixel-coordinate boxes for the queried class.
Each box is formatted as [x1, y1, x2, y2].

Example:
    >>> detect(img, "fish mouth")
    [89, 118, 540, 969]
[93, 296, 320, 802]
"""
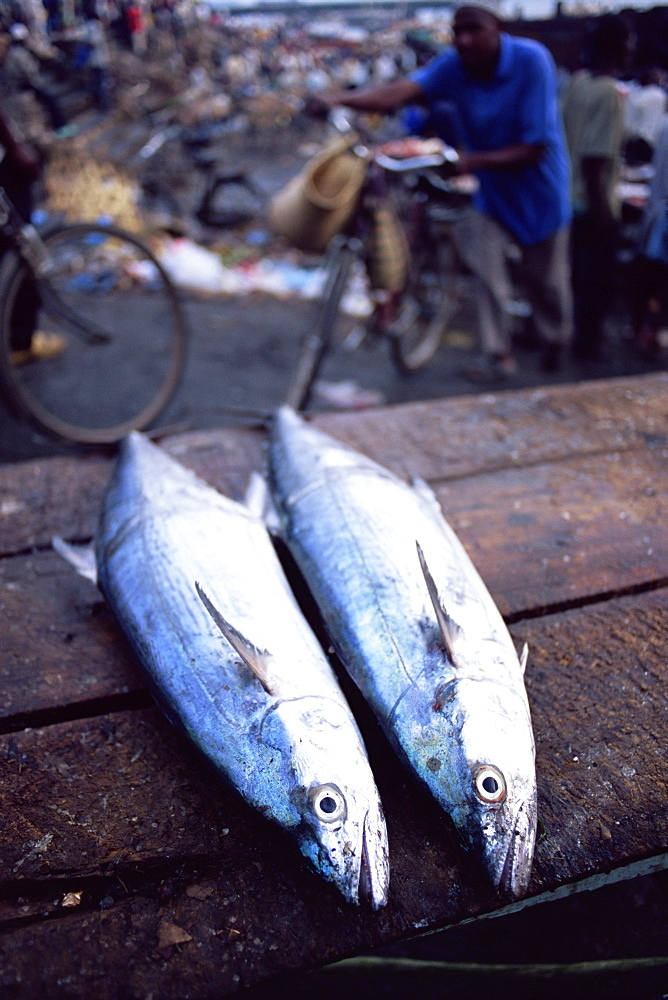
[358, 810, 389, 910]
[495, 799, 537, 899]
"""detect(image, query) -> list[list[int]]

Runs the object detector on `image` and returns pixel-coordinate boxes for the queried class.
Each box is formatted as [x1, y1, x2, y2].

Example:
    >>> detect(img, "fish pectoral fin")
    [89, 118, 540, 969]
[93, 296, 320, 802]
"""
[52, 535, 98, 585]
[416, 542, 464, 667]
[519, 642, 529, 674]
[195, 582, 274, 694]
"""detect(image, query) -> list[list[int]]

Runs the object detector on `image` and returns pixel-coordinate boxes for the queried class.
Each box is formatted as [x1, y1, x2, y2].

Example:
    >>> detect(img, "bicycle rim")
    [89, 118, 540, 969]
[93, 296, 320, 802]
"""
[390, 240, 454, 373]
[0, 224, 187, 444]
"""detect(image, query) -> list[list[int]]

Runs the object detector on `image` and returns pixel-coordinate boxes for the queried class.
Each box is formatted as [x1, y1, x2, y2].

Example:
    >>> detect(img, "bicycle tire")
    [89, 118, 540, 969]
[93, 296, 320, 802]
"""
[0, 222, 188, 445]
[390, 233, 455, 374]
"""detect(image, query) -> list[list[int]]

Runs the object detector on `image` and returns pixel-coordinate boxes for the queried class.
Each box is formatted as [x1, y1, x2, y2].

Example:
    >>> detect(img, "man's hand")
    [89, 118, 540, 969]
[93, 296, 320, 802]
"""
[454, 142, 545, 175]
[303, 95, 334, 119]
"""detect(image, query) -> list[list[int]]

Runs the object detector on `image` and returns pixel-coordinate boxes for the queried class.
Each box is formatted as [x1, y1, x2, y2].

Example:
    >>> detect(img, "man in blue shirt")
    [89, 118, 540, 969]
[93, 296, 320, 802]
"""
[310, 0, 572, 380]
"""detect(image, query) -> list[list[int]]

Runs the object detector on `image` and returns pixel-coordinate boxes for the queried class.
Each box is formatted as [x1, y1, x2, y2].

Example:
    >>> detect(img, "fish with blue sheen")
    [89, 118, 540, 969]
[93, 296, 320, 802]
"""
[268, 406, 537, 899]
[87, 432, 389, 908]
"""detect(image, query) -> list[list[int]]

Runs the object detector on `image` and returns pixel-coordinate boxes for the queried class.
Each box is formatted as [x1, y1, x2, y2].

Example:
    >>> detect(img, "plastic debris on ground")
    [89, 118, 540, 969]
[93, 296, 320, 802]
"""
[156, 237, 334, 300]
[312, 379, 385, 409]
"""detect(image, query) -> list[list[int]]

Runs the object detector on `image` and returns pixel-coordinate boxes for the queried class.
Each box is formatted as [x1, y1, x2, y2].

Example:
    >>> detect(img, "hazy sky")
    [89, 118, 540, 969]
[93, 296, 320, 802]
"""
[503, 0, 661, 17]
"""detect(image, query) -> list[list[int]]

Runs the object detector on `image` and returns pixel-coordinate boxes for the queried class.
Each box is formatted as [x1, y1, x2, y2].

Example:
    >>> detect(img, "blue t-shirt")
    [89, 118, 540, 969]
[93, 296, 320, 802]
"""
[411, 34, 570, 245]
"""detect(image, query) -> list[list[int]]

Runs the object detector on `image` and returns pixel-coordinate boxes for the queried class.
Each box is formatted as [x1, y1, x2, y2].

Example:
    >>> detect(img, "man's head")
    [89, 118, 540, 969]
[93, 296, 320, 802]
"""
[452, 4, 503, 78]
[587, 14, 634, 74]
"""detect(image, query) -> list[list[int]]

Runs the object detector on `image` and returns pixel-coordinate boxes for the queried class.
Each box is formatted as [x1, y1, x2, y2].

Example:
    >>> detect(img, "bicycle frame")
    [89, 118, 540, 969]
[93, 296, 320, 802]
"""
[0, 186, 50, 274]
[0, 185, 111, 345]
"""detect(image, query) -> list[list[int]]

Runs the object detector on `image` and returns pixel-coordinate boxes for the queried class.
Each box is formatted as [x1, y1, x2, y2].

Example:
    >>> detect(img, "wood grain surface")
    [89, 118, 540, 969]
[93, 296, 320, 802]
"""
[0, 373, 666, 999]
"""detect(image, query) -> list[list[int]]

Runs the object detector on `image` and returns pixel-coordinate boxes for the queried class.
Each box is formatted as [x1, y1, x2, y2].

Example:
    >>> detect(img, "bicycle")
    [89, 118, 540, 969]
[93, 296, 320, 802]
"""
[281, 112, 471, 411]
[0, 185, 188, 445]
[138, 123, 266, 232]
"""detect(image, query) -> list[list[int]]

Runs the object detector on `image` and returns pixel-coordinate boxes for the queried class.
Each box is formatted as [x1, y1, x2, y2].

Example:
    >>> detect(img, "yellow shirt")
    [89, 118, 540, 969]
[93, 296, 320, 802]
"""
[561, 70, 624, 216]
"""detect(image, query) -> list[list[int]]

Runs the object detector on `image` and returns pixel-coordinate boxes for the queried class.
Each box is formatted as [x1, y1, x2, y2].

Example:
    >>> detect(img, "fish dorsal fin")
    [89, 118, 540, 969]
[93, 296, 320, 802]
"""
[195, 582, 275, 695]
[519, 642, 529, 674]
[416, 542, 464, 667]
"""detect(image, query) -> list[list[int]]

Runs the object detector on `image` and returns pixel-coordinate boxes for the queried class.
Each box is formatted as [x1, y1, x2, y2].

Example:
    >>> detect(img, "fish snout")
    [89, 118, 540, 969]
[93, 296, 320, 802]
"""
[493, 797, 537, 899]
[302, 798, 389, 909]
[359, 806, 390, 910]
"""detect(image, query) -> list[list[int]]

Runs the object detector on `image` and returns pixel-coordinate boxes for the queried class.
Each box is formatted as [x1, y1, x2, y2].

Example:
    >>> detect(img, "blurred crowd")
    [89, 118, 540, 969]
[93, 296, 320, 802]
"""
[0, 0, 667, 370]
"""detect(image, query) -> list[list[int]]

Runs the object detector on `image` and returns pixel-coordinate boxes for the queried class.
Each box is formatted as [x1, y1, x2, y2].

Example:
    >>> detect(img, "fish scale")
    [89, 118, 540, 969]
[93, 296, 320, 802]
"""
[94, 431, 389, 908]
[269, 407, 537, 898]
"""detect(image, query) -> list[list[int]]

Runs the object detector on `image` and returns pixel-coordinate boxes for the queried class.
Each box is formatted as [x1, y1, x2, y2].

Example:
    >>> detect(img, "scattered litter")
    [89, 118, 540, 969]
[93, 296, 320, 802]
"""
[124, 258, 161, 286]
[250, 258, 326, 298]
[157, 238, 229, 294]
[186, 884, 215, 900]
[61, 891, 83, 908]
[157, 237, 328, 299]
[313, 379, 385, 409]
[245, 230, 271, 246]
[158, 919, 193, 949]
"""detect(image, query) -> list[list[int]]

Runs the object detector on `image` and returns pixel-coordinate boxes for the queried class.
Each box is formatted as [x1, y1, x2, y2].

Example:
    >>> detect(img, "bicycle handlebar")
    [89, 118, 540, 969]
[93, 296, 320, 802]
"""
[373, 149, 458, 172]
[323, 106, 460, 175]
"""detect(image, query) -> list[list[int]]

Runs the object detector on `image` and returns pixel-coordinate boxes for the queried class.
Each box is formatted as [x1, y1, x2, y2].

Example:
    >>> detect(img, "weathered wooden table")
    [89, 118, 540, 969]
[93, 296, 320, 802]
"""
[1, 372, 667, 999]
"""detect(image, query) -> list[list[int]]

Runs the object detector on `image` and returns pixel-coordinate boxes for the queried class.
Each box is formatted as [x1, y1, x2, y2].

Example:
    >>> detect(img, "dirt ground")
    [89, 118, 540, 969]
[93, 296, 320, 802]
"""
[1, 82, 665, 464]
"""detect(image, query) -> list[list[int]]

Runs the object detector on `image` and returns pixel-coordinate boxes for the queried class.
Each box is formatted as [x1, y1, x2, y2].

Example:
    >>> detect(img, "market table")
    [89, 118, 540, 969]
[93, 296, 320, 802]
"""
[1, 372, 667, 999]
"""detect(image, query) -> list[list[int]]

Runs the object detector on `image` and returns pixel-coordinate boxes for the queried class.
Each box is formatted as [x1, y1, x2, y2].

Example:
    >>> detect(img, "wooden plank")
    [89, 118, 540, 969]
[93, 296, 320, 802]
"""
[0, 589, 666, 998]
[0, 429, 265, 558]
[310, 372, 668, 482]
[3, 442, 666, 719]
[0, 550, 141, 722]
[1, 374, 667, 558]
[0, 453, 110, 556]
[435, 446, 668, 617]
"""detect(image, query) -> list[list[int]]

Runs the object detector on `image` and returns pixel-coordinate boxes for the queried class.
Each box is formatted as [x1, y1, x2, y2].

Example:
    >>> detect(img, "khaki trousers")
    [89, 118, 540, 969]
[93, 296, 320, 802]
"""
[461, 211, 573, 357]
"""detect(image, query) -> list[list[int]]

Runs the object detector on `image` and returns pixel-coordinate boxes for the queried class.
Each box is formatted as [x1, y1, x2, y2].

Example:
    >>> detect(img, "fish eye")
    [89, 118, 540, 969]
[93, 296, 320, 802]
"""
[474, 765, 506, 804]
[310, 784, 346, 823]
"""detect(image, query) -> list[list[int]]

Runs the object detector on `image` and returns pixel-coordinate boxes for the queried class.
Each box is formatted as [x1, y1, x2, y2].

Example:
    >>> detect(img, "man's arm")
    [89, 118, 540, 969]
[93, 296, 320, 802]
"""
[310, 80, 546, 173]
[455, 142, 546, 174]
[308, 77, 425, 116]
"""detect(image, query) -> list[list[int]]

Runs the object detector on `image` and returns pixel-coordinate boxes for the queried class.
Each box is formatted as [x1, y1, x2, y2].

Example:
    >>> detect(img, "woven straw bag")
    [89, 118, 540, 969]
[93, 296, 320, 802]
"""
[367, 205, 409, 291]
[268, 135, 368, 253]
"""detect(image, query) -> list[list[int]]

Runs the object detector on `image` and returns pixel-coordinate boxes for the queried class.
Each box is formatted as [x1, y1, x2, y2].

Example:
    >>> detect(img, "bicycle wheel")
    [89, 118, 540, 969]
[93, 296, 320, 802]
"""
[390, 232, 455, 374]
[0, 223, 187, 444]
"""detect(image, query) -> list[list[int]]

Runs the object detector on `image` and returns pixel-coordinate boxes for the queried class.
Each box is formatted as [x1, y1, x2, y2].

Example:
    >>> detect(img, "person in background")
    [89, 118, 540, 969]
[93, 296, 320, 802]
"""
[307, 0, 572, 382]
[561, 14, 633, 361]
[0, 108, 65, 363]
[0, 22, 71, 134]
[624, 68, 667, 166]
[627, 116, 668, 357]
[75, 6, 112, 112]
[125, 1, 146, 56]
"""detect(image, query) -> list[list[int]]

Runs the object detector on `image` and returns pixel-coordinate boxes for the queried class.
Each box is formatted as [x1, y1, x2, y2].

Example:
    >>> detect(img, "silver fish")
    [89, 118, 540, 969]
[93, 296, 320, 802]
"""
[268, 407, 537, 898]
[94, 432, 389, 908]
